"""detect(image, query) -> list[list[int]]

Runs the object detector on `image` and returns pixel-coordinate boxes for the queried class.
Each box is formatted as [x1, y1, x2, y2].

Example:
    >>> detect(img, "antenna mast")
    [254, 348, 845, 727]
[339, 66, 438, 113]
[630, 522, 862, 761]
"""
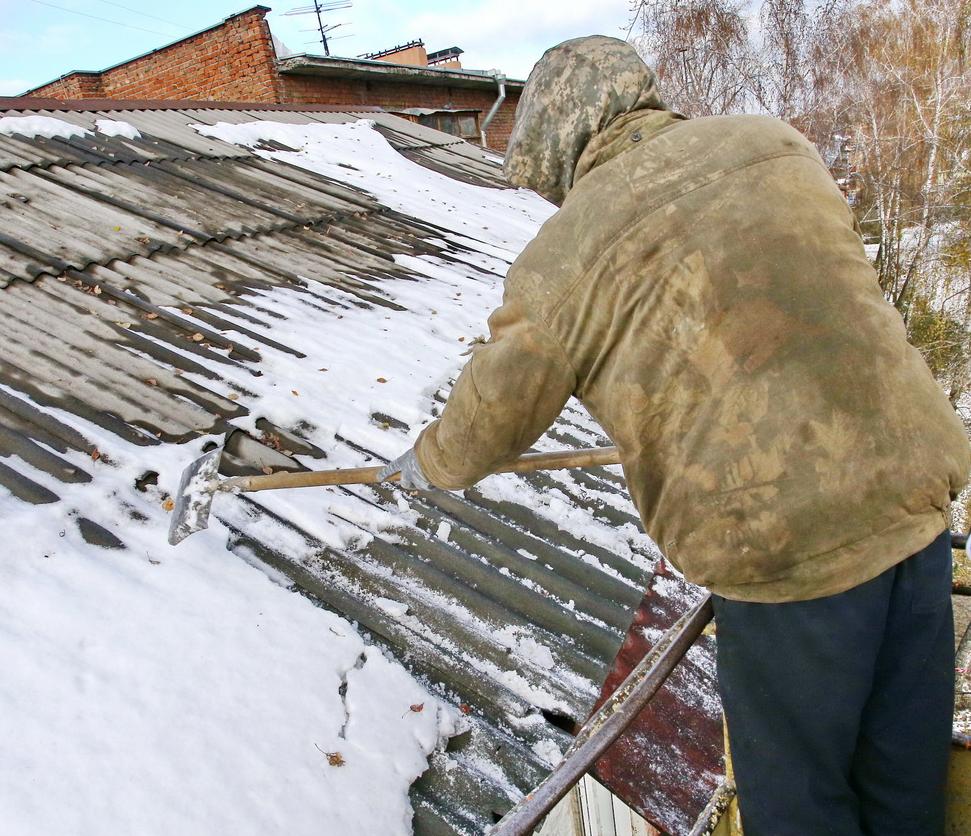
[282, 1, 353, 56]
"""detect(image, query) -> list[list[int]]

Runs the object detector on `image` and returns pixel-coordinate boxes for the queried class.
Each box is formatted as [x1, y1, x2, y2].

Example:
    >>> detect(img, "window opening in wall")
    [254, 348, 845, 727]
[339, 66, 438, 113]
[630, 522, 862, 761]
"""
[416, 110, 479, 140]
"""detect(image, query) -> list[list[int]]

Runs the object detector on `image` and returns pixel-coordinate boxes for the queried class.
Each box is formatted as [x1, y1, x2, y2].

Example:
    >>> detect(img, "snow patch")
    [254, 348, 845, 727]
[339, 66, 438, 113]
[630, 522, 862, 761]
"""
[95, 119, 141, 140]
[0, 114, 90, 141]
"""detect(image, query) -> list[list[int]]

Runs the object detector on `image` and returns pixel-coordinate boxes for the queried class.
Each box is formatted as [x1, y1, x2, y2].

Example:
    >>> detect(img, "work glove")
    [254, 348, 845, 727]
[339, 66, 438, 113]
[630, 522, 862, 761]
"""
[377, 448, 432, 491]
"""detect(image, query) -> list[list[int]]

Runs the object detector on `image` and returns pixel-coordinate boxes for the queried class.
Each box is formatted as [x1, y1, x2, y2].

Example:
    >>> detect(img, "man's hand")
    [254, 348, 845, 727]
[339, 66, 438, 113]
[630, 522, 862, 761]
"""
[377, 448, 432, 491]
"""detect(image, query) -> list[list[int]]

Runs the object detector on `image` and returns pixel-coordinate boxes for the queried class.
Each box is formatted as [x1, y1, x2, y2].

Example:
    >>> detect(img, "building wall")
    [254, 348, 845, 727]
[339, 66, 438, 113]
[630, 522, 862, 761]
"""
[373, 44, 428, 67]
[279, 74, 519, 150]
[23, 5, 519, 151]
[26, 8, 280, 103]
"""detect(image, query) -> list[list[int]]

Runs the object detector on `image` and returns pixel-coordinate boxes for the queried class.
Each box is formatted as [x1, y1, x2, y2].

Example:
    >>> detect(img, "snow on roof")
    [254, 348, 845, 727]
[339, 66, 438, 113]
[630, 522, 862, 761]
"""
[0, 101, 721, 835]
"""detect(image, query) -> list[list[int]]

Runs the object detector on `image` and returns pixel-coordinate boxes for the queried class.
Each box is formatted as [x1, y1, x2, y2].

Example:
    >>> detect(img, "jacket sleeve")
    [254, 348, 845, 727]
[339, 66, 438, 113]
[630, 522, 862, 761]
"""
[414, 295, 577, 490]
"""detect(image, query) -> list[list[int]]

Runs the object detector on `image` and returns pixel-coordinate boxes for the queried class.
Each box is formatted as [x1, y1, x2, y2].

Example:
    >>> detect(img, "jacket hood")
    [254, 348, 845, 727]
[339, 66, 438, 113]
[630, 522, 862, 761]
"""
[503, 36, 667, 206]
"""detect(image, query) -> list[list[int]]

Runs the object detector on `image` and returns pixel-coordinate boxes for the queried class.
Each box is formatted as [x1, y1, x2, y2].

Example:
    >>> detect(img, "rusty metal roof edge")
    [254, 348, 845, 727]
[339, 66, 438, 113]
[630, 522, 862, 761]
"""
[0, 98, 385, 114]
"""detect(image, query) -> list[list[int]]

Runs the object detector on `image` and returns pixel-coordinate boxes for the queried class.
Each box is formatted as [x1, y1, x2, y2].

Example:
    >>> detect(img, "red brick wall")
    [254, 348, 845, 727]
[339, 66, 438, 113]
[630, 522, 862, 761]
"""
[24, 5, 520, 151]
[280, 74, 520, 151]
[27, 8, 280, 103]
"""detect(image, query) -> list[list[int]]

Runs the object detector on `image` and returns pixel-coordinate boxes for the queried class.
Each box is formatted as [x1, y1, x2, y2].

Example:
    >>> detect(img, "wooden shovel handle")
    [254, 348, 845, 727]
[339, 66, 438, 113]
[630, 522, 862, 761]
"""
[221, 446, 621, 494]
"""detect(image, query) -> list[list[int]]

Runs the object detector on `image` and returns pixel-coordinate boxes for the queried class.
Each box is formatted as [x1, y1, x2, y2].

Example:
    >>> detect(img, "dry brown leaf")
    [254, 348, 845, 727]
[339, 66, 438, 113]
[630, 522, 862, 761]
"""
[410, 703, 425, 713]
[326, 752, 345, 767]
[145, 378, 158, 387]
[190, 333, 204, 342]
[227, 392, 239, 401]
[144, 312, 159, 320]
[162, 498, 175, 512]
[460, 703, 472, 715]
[376, 377, 388, 384]
[291, 389, 299, 396]
[91, 448, 102, 462]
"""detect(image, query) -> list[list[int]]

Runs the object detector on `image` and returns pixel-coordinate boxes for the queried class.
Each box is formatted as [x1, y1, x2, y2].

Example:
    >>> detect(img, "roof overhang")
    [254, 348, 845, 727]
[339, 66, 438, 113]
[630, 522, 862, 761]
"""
[278, 55, 526, 91]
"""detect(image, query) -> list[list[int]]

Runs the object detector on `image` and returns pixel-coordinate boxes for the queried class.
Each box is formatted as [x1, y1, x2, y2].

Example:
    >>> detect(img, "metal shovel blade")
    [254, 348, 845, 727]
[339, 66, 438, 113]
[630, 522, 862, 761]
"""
[167, 449, 223, 546]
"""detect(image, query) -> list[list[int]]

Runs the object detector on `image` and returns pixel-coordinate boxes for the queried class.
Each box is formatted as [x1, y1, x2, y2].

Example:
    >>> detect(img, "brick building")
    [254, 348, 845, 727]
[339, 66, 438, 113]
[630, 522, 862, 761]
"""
[22, 6, 523, 151]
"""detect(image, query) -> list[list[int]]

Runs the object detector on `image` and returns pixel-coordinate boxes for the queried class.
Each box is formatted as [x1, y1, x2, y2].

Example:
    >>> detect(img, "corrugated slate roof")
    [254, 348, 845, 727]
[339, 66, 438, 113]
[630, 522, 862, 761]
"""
[0, 100, 722, 835]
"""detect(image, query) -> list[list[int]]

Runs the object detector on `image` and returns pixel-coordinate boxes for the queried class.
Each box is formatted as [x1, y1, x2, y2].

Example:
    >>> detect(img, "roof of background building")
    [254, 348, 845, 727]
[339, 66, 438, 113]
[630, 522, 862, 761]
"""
[0, 98, 721, 834]
[276, 54, 525, 89]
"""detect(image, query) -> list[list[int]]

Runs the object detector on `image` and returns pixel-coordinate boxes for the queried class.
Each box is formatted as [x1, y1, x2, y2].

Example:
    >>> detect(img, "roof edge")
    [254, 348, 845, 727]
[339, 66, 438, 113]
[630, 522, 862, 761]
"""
[0, 97, 384, 114]
[279, 55, 526, 88]
[20, 6, 272, 97]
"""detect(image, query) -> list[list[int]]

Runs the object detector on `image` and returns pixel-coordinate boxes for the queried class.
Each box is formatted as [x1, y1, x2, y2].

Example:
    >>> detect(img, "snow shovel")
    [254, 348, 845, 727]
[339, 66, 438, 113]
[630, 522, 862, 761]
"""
[168, 444, 621, 546]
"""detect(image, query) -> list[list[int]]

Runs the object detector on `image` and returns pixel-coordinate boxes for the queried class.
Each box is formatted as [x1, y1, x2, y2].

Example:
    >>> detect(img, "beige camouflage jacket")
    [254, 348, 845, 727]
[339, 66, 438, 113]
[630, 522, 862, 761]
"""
[415, 36, 970, 602]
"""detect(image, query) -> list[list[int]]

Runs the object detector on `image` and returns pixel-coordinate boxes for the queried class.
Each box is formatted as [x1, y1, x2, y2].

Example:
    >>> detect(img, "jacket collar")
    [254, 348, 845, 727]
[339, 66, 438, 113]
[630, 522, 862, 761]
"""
[573, 109, 685, 191]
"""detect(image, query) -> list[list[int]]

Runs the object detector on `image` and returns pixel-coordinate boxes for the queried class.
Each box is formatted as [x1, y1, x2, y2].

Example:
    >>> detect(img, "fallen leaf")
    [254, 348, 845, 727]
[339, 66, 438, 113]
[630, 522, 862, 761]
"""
[190, 333, 204, 342]
[291, 389, 299, 396]
[227, 392, 239, 401]
[93, 285, 103, 296]
[326, 752, 345, 767]
[318, 368, 328, 372]
[376, 377, 388, 384]
[181, 308, 193, 316]
[162, 498, 175, 512]
[91, 448, 101, 462]
[460, 703, 472, 715]
[458, 336, 466, 342]
[145, 378, 158, 387]
[144, 312, 159, 320]
[409, 703, 425, 713]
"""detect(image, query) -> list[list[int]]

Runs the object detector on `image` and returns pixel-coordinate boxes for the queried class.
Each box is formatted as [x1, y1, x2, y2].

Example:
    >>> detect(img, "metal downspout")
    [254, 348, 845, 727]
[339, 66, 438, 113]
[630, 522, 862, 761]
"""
[480, 71, 507, 149]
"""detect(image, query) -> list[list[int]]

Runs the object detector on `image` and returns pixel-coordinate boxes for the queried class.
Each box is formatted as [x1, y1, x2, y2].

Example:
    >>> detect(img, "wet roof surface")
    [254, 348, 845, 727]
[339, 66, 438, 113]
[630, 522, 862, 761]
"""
[0, 101, 721, 835]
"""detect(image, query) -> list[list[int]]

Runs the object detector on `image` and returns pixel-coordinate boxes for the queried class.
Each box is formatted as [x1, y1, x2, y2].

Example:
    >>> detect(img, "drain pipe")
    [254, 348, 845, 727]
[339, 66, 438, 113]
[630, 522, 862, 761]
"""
[480, 71, 507, 150]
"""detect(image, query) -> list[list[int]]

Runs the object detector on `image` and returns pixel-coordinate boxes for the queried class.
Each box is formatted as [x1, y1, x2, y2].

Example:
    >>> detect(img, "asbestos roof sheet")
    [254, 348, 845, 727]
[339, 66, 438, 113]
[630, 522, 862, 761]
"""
[0, 101, 721, 835]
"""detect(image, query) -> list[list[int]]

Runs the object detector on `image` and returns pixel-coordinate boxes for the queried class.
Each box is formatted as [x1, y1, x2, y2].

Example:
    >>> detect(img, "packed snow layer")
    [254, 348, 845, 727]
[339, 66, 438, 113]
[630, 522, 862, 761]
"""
[0, 411, 459, 836]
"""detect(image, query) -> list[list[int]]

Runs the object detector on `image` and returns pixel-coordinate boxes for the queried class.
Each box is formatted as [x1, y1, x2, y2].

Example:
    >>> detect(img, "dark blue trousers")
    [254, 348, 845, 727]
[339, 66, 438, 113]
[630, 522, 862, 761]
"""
[713, 530, 954, 836]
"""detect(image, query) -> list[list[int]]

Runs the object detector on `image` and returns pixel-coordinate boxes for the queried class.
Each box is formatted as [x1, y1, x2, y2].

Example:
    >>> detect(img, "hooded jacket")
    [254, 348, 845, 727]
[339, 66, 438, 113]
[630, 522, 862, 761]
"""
[414, 36, 970, 602]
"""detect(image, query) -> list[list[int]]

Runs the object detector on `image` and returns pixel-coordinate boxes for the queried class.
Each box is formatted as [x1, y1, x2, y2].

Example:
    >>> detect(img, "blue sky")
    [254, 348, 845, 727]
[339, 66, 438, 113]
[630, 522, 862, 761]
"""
[0, 0, 633, 96]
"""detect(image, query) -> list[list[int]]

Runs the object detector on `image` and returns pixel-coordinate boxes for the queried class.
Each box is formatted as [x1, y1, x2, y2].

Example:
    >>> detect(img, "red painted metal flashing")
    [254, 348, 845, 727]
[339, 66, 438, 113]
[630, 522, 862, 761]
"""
[591, 565, 725, 835]
[0, 98, 384, 114]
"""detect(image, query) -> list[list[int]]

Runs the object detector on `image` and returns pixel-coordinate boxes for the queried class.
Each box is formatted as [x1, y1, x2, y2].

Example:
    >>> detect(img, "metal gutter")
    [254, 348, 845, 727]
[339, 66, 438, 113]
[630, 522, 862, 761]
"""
[480, 72, 507, 150]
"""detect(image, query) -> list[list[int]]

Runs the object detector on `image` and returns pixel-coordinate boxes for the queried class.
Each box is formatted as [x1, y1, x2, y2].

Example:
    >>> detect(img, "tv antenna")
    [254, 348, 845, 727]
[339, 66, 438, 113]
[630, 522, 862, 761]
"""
[283, 1, 353, 56]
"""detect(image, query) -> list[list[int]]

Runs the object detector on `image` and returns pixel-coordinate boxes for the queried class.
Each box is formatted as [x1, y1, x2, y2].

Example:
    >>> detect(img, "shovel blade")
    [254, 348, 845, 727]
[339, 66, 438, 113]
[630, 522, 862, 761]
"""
[167, 449, 222, 546]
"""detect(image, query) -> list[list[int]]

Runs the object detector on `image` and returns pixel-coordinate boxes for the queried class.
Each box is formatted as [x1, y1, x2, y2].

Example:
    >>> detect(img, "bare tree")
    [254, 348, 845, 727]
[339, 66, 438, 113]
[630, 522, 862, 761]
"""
[629, 0, 971, 520]
[631, 0, 756, 116]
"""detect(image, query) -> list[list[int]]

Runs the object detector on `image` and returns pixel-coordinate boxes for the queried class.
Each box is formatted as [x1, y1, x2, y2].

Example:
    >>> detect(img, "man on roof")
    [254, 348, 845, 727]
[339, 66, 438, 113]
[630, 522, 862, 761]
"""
[380, 35, 970, 834]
